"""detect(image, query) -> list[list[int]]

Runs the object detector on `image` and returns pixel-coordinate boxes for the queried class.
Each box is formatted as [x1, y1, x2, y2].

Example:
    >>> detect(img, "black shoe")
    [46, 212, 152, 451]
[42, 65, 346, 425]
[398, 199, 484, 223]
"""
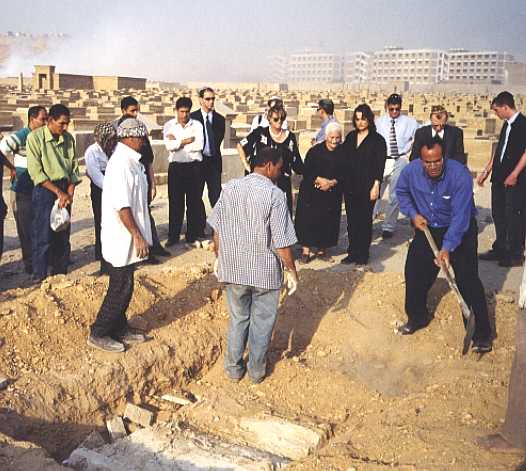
[145, 256, 161, 265]
[479, 250, 501, 261]
[165, 239, 179, 248]
[498, 257, 524, 267]
[472, 341, 493, 353]
[115, 328, 147, 345]
[382, 230, 394, 239]
[151, 246, 171, 257]
[340, 255, 354, 265]
[397, 322, 426, 335]
[87, 334, 125, 353]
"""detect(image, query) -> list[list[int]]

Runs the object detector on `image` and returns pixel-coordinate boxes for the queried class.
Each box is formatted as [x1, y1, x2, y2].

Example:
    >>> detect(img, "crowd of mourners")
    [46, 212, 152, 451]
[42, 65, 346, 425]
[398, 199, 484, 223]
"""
[0, 88, 525, 457]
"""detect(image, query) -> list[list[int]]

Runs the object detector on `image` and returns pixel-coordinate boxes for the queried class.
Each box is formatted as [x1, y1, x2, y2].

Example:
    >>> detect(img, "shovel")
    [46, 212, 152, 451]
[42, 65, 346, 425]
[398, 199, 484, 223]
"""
[423, 226, 476, 355]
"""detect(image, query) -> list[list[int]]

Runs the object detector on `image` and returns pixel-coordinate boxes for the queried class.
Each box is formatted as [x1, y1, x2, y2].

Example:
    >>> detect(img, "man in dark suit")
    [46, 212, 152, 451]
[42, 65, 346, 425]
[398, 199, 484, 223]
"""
[190, 87, 225, 209]
[478, 91, 526, 267]
[410, 105, 465, 164]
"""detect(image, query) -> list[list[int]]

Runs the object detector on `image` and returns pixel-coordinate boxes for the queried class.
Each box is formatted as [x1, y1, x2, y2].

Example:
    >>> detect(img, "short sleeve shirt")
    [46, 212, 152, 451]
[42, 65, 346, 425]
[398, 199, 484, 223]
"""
[208, 173, 297, 289]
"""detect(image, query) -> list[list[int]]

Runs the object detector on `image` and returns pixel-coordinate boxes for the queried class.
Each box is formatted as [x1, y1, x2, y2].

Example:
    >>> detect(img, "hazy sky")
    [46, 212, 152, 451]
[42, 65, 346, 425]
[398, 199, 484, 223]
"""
[1, 0, 525, 81]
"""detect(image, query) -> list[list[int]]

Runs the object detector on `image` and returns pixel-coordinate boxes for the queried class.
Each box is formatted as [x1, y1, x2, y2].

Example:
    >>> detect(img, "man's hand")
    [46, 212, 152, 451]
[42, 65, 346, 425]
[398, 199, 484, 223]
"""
[315, 177, 332, 192]
[284, 270, 298, 296]
[149, 183, 157, 201]
[56, 190, 72, 209]
[412, 214, 428, 231]
[434, 249, 450, 269]
[133, 233, 149, 259]
[181, 137, 195, 146]
[476, 169, 490, 187]
[9, 168, 16, 182]
[213, 258, 219, 279]
[370, 182, 380, 201]
[504, 172, 518, 187]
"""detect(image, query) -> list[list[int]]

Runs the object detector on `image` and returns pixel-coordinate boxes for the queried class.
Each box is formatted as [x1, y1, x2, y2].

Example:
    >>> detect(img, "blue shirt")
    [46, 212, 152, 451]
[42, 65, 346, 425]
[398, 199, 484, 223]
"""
[314, 115, 336, 144]
[396, 159, 476, 252]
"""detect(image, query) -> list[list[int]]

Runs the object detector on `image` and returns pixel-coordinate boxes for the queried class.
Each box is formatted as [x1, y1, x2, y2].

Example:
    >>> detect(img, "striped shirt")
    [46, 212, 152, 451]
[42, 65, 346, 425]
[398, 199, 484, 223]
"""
[0, 127, 33, 193]
[208, 173, 297, 290]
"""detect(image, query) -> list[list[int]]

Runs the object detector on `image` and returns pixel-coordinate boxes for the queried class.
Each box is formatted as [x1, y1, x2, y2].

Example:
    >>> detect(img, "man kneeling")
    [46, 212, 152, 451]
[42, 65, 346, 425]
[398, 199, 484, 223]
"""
[396, 139, 492, 353]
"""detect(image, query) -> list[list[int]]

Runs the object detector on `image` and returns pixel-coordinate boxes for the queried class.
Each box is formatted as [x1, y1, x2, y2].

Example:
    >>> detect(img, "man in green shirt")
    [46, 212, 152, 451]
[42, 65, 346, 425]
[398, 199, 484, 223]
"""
[27, 104, 80, 281]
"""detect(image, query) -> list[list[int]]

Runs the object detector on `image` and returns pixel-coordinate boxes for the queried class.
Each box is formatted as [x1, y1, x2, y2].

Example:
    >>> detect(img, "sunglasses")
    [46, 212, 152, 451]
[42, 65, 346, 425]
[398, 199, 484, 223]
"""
[388, 106, 401, 112]
[271, 117, 284, 123]
[422, 157, 443, 168]
[204, 97, 215, 101]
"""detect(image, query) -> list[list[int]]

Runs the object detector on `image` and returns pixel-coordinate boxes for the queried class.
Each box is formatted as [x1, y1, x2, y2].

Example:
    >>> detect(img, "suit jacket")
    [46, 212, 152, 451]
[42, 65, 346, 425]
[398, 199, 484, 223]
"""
[410, 124, 465, 164]
[190, 109, 225, 161]
[491, 113, 526, 185]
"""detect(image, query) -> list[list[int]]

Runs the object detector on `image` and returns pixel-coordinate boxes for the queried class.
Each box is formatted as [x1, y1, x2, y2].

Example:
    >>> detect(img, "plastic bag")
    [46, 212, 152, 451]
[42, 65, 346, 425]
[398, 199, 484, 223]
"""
[50, 199, 70, 232]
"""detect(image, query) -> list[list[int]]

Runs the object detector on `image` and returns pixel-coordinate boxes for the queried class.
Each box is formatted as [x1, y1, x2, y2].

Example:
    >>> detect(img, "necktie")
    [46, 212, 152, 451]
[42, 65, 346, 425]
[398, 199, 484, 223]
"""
[389, 118, 399, 158]
[497, 121, 509, 162]
[205, 113, 216, 157]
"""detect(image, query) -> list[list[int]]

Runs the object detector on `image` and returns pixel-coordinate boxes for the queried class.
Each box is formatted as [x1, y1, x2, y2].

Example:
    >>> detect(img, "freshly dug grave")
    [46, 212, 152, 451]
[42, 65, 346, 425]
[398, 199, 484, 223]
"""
[0, 265, 523, 470]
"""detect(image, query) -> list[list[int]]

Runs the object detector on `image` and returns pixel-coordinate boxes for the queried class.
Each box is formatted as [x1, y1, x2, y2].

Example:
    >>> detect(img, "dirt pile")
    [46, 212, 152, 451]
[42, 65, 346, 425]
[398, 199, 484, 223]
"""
[0, 265, 523, 470]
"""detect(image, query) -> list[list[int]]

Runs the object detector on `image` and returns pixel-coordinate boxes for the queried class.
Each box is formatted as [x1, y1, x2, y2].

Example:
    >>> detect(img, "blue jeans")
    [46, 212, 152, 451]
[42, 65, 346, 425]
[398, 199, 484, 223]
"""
[224, 284, 280, 381]
[32, 181, 71, 279]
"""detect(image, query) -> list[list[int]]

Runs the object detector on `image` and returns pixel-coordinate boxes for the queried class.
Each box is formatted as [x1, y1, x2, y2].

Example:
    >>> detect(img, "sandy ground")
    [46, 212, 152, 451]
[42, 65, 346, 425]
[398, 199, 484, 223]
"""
[0, 169, 525, 470]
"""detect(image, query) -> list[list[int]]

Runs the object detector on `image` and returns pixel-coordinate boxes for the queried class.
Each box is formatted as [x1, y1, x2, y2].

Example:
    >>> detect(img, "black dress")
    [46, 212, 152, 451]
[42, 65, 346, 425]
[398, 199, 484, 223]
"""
[342, 130, 387, 263]
[241, 126, 303, 213]
[295, 143, 344, 248]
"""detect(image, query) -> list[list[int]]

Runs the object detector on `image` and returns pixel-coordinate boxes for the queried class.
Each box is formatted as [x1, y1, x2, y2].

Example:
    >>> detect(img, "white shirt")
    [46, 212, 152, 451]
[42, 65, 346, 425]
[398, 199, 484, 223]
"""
[376, 114, 418, 157]
[500, 111, 520, 162]
[163, 118, 204, 163]
[432, 129, 444, 140]
[85, 142, 108, 190]
[249, 115, 289, 132]
[201, 108, 213, 157]
[101, 142, 152, 267]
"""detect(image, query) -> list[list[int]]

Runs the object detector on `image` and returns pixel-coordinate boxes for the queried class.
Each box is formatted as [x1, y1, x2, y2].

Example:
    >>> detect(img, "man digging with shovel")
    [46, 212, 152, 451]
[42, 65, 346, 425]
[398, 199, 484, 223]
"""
[395, 139, 492, 353]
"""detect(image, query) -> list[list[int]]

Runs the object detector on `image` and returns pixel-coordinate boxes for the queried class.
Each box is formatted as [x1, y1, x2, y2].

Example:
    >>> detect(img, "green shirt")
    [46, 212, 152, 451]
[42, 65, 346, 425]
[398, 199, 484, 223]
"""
[27, 126, 80, 186]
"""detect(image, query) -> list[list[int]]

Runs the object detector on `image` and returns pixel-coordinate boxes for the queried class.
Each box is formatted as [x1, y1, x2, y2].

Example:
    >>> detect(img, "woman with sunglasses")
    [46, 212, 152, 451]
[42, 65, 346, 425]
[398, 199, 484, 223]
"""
[341, 104, 387, 265]
[238, 105, 303, 213]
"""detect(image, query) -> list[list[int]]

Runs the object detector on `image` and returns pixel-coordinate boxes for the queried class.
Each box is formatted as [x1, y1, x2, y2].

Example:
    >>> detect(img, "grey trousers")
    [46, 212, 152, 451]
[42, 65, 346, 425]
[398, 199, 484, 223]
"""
[501, 309, 526, 448]
[10, 191, 33, 271]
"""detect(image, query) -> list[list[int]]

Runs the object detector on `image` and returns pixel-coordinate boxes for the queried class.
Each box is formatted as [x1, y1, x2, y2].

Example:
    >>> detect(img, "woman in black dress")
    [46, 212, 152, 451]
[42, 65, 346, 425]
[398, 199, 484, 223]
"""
[238, 105, 303, 213]
[342, 104, 387, 265]
[295, 122, 344, 264]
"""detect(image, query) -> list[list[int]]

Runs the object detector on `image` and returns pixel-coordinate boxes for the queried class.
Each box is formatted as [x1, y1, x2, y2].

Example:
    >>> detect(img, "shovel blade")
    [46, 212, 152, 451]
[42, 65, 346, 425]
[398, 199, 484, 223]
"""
[462, 310, 477, 355]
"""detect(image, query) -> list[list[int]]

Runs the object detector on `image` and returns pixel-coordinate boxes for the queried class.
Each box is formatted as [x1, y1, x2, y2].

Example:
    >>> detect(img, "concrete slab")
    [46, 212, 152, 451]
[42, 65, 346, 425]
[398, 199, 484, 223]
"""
[65, 424, 289, 471]
[239, 416, 329, 460]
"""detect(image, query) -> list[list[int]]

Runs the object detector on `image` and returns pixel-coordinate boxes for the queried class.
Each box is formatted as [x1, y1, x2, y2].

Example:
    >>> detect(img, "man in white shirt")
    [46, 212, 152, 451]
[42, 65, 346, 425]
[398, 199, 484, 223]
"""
[88, 119, 152, 353]
[375, 93, 418, 239]
[164, 96, 206, 246]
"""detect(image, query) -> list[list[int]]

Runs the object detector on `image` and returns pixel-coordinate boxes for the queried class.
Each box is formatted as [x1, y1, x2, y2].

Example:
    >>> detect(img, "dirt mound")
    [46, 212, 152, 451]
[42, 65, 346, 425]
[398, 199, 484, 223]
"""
[0, 265, 523, 470]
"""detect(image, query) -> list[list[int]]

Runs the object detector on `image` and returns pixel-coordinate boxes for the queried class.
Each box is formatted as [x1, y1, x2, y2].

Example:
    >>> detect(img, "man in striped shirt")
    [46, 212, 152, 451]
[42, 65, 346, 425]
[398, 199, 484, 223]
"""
[208, 147, 299, 384]
[0, 106, 48, 273]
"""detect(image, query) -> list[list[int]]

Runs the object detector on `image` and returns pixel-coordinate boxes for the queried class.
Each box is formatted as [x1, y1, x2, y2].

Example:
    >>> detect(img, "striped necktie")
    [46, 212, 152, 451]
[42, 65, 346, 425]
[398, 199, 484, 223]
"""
[389, 118, 399, 158]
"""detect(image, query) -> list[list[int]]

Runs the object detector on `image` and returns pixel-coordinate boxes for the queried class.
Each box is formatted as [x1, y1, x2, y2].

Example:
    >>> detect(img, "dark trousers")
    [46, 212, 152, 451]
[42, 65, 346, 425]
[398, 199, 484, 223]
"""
[0, 195, 6, 260]
[277, 175, 293, 215]
[404, 219, 491, 342]
[491, 183, 525, 259]
[168, 161, 205, 242]
[32, 180, 71, 280]
[502, 309, 526, 448]
[201, 157, 222, 208]
[90, 183, 103, 260]
[345, 192, 375, 262]
[10, 191, 33, 271]
[90, 263, 135, 338]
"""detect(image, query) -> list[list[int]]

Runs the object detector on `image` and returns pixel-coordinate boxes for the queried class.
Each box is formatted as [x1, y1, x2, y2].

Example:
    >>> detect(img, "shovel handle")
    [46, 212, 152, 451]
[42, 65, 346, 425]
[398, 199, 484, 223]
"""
[422, 226, 455, 280]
